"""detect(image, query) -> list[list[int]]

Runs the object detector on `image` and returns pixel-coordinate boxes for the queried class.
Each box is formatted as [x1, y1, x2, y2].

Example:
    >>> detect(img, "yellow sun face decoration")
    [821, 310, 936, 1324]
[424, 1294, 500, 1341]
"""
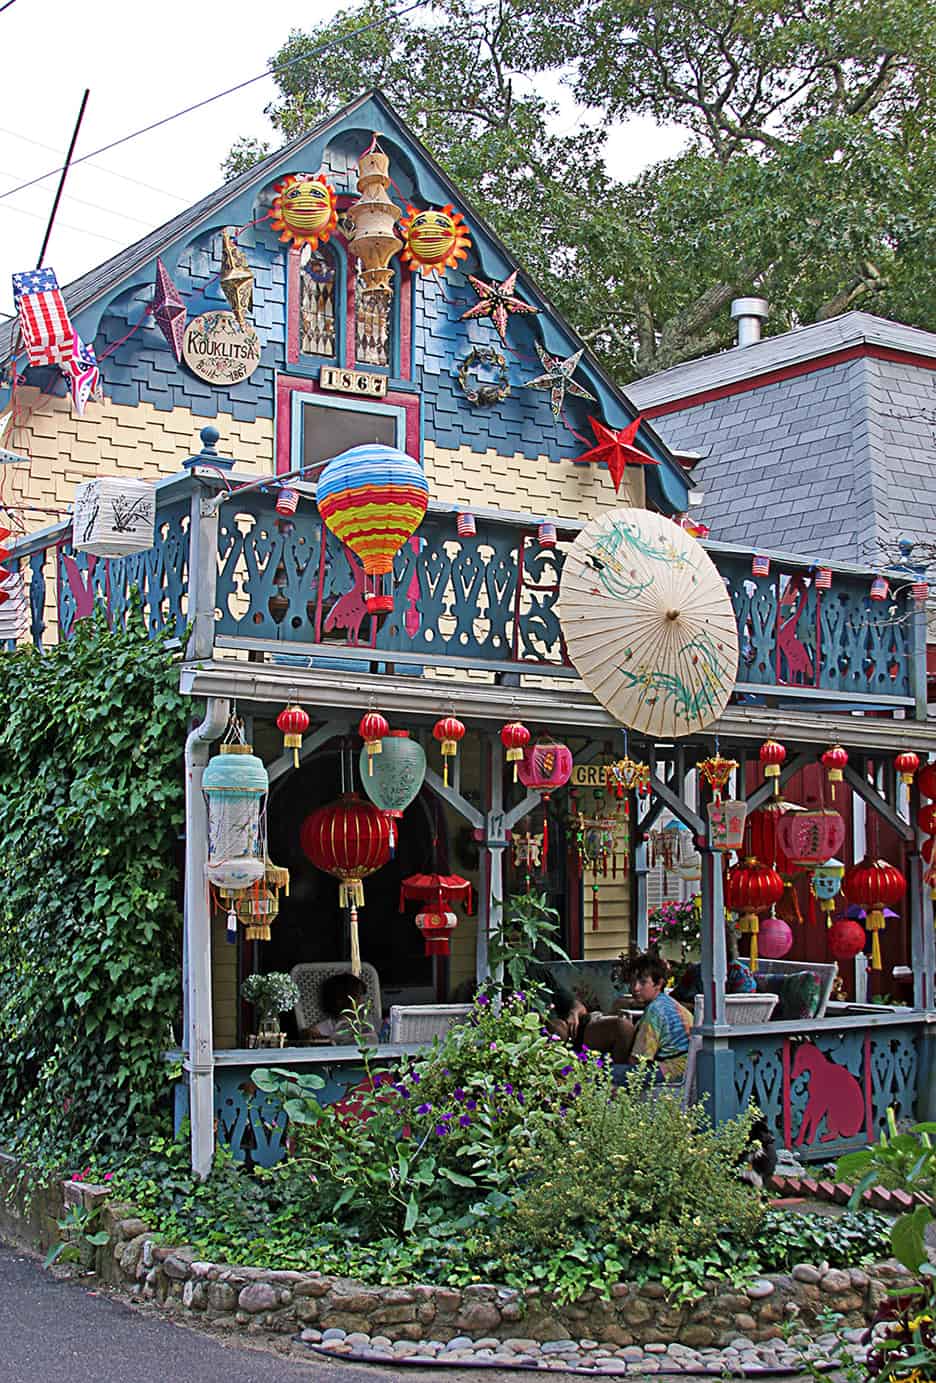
[268, 174, 338, 250]
[400, 204, 472, 276]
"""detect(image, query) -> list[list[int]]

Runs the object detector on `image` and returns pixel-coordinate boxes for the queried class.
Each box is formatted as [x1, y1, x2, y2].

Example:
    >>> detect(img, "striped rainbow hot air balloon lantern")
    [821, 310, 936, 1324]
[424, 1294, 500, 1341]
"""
[316, 444, 429, 612]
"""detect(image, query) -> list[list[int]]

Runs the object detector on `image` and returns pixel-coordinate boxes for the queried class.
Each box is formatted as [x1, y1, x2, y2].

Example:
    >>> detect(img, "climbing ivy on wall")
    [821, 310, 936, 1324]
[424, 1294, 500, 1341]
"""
[0, 611, 189, 1170]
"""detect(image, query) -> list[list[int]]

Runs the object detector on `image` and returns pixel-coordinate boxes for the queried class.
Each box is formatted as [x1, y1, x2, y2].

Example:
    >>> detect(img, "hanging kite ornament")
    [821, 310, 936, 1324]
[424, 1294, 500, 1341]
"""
[359, 710, 390, 777]
[501, 720, 531, 783]
[432, 714, 465, 787]
[573, 415, 660, 493]
[460, 268, 538, 344]
[759, 739, 787, 797]
[219, 229, 254, 330]
[152, 258, 187, 361]
[276, 704, 310, 769]
[399, 204, 472, 276]
[517, 736, 574, 870]
[821, 744, 849, 801]
[316, 443, 429, 614]
[524, 343, 596, 419]
[267, 173, 338, 251]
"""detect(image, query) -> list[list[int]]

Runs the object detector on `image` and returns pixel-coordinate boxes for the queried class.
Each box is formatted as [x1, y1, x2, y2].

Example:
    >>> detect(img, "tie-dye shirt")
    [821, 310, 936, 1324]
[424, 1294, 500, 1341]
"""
[631, 991, 693, 1081]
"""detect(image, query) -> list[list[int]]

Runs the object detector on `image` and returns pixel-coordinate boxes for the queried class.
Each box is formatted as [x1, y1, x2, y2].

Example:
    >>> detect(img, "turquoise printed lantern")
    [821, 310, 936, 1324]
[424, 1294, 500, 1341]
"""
[811, 857, 844, 922]
[203, 744, 269, 890]
[360, 730, 426, 851]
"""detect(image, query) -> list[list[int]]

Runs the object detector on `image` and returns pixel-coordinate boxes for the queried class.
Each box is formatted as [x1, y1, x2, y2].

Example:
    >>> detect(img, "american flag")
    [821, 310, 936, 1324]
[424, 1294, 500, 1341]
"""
[64, 332, 100, 416]
[752, 555, 770, 577]
[14, 267, 75, 367]
[815, 567, 832, 590]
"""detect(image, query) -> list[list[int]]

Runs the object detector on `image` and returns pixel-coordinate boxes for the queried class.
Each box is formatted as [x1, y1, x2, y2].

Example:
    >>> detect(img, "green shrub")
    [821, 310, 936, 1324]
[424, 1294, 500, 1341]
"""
[0, 610, 188, 1173]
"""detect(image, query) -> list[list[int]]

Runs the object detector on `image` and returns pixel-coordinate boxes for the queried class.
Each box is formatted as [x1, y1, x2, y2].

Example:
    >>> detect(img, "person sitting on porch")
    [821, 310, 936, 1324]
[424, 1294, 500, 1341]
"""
[309, 972, 377, 1045]
[609, 952, 693, 1085]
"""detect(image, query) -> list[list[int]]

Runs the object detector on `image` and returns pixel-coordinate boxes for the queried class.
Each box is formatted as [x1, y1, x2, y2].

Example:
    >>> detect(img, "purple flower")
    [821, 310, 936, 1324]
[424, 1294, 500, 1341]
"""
[434, 1124, 447, 1136]
[394, 1084, 410, 1099]
[504, 1082, 514, 1095]
[466, 1099, 477, 1111]
[411, 1073, 421, 1084]
[516, 1091, 525, 1105]
[560, 1065, 573, 1076]
[415, 1102, 433, 1114]
[443, 1068, 450, 1076]
[573, 1082, 582, 1097]
[489, 1042, 497, 1051]
[549, 1034, 561, 1042]
[459, 1114, 472, 1128]
[476, 994, 490, 1006]
[441, 1112, 453, 1122]
[514, 991, 526, 1002]
[453, 1088, 465, 1101]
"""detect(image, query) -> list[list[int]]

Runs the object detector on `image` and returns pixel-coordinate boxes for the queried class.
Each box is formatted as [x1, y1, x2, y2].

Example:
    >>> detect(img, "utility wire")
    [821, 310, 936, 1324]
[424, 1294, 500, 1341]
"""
[0, 126, 189, 203]
[0, 0, 424, 203]
[0, 1, 18, 14]
[0, 169, 171, 227]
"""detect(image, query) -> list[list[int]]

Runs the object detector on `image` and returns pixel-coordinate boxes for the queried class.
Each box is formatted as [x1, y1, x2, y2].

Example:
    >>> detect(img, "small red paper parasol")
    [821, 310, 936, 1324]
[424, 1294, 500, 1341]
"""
[399, 873, 473, 957]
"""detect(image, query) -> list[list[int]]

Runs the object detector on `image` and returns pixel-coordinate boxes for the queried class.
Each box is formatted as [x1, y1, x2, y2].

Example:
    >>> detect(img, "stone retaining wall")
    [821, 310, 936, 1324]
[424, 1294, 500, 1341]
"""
[78, 1190, 907, 1350]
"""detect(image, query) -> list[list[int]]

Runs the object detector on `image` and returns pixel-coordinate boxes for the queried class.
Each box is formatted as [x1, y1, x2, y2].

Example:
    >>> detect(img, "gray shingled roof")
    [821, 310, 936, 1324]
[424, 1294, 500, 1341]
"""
[627, 313, 936, 563]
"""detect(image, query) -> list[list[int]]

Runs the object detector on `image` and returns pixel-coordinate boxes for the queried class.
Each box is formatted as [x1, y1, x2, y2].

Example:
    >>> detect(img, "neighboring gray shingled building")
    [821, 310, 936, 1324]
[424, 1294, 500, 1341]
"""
[626, 312, 936, 566]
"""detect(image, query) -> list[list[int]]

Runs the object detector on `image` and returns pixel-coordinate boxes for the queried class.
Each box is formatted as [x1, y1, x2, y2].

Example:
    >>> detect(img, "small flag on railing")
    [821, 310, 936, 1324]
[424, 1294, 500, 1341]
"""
[814, 568, 832, 590]
[912, 581, 929, 607]
[752, 555, 770, 577]
[456, 512, 476, 539]
[870, 575, 890, 601]
[537, 521, 557, 548]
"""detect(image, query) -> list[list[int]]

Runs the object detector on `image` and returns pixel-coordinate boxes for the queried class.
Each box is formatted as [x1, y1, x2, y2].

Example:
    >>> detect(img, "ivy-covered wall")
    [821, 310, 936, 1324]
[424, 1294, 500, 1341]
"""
[0, 614, 189, 1168]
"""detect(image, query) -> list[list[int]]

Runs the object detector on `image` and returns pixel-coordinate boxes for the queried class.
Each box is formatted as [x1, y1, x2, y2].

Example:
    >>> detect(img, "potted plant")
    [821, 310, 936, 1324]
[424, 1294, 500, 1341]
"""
[241, 971, 300, 1048]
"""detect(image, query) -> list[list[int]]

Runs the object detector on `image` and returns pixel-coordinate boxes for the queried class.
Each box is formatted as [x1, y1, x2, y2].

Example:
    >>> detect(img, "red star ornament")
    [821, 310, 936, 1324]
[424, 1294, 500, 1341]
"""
[574, 415, 659, 492]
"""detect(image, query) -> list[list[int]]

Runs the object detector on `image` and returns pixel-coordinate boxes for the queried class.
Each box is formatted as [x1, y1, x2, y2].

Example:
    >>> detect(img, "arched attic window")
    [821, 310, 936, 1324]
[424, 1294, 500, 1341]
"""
[299, 244, 337, 358]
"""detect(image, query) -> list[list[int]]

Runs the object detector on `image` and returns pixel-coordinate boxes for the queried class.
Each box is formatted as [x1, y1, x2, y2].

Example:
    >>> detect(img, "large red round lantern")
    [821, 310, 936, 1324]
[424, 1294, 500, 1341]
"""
[359, 711, 390, 777]
[758, 914, 793, 960]
[500, 721, 531, 782]
[433, 715, 465, 787]
[917, 762, 936, 801]
[895, 751, 920, 787]
[845, 858, 905, 972]
[725, 858, 785, 970]
[828, 917, 866, 963]
[918, 803, 936, 838]
[518, 736, 573, 869]
[776, 809, 845, 867]
[276, 703, 310, 769]
[300, 793, 392, 974]
[759, 739, 786, 796]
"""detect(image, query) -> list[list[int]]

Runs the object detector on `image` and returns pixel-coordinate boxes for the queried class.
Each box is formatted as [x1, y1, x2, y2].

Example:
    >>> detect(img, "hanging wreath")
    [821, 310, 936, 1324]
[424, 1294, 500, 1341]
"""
[457, 346, 510, 407]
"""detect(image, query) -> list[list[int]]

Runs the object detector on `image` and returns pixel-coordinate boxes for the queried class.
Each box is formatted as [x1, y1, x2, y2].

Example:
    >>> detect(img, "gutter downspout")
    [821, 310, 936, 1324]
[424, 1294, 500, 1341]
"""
[184, 695, 230, 1178]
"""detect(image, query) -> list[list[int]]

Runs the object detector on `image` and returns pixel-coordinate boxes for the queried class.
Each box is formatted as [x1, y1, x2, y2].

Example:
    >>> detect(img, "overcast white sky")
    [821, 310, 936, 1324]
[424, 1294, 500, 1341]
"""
[0, 0, 686, 322]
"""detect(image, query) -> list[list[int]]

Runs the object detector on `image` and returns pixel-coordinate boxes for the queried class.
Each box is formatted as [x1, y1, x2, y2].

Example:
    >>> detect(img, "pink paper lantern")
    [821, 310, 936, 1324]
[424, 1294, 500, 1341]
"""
[757, 914, 794, 960]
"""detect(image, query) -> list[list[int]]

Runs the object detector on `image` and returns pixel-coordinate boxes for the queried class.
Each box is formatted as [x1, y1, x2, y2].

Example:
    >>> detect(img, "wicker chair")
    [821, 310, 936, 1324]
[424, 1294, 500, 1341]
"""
[388, 1004, 472, 1044]
[290, 962, 382, 1038]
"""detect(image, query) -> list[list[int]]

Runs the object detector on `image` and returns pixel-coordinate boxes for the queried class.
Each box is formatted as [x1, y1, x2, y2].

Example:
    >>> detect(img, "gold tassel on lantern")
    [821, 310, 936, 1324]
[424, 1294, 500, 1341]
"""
[866, 905, 886, 971]
[738, 909, 761, 971]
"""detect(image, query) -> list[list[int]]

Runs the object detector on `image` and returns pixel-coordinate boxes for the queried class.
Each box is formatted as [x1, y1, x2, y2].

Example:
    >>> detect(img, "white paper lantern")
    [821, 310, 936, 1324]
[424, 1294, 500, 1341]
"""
[73, 477, 156, 558]
[0, 572, 29, 643]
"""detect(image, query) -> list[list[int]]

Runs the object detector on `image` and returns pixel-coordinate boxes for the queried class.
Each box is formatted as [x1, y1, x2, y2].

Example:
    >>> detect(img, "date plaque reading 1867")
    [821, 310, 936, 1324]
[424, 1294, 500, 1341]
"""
[319, 365, 388, 399]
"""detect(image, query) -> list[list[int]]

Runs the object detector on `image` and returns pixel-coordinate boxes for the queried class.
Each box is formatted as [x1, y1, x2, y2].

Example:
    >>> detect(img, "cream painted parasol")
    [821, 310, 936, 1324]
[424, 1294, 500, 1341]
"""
[557, 508, 739, 738]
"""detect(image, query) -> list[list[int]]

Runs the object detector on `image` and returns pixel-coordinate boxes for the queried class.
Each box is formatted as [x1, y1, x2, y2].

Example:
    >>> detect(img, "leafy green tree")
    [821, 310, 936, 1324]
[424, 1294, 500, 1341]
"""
[227, 0, 936, 378]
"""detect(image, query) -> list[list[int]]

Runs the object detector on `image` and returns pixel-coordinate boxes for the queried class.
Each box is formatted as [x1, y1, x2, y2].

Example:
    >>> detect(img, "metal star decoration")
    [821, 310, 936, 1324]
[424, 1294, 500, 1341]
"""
[574, 415, 659, 492]
[460, 268, 537, 343]
[152, 258, 186, 361]
[524, 343, 596, 418]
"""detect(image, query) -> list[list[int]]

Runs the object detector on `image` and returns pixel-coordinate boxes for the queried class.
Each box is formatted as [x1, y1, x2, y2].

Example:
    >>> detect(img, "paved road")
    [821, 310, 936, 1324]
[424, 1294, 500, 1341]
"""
[0, 1241, 527, 1382]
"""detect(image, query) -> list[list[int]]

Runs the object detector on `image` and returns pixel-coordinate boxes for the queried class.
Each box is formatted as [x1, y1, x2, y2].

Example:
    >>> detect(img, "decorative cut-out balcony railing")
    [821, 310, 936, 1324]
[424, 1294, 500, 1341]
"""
[9, 470, 925, 715]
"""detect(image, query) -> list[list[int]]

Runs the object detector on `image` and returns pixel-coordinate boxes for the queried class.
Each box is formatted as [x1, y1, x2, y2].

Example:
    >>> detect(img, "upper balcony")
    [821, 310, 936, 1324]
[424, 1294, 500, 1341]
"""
[10, 465, 927, 719]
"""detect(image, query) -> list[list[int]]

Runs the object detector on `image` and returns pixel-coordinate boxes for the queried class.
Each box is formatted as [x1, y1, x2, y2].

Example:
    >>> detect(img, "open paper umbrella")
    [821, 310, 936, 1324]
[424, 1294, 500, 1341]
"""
[557, 508, 739, 739]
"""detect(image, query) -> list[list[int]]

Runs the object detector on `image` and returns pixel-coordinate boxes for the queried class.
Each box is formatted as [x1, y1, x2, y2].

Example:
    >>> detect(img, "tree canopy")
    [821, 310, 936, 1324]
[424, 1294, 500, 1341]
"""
[226, 0, 936, 380]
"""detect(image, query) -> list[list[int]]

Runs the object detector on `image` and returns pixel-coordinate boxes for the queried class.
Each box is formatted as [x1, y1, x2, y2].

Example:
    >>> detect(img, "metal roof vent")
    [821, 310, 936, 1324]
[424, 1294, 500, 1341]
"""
[731, 297, 769, 347]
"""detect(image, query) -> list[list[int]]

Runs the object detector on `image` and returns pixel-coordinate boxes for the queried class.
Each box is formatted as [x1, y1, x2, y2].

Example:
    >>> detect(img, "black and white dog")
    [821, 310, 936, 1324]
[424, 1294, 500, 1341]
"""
[739, 1116, 779, 1188]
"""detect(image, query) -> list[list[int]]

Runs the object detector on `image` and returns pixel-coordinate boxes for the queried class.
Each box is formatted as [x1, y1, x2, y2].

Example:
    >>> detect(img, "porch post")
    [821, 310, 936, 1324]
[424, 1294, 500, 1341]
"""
[476, 734, 506, 984]
[185, 478, 220, 662]
[633, 840, 649, 950]
[183, 695, 230, 1178]
[910, 775, 936, 1010]
[698, 845, 727, 1027]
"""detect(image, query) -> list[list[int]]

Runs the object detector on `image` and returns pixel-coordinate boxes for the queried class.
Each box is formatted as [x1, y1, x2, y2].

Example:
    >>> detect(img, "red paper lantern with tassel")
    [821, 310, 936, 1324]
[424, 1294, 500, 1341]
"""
[300, 793, 391, 975]
[725, 857, 784, 971]
[895, 751, 920, 786]
[759, 739, 786, 795]
[918, 803, 936, 838]
[276, 704, 310, 768]
[845, 858, 905, 971]
[500, 721, 531, 782]
[918, 762, 936, 801]
[517, 736, 573, 870]
[433, 715, 465, 787]
[828, 917, 866, 962]
[358, 710, 390, 777]
[821, 744, 848, 800]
